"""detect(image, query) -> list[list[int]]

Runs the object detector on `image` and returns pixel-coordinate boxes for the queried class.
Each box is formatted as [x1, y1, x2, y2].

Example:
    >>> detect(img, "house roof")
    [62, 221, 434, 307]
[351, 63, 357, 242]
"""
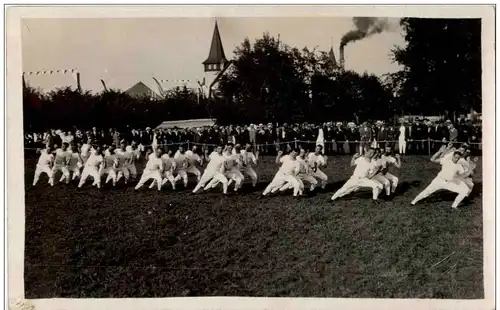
[202, 21, 228, 65]
[125, 81, 162, 99]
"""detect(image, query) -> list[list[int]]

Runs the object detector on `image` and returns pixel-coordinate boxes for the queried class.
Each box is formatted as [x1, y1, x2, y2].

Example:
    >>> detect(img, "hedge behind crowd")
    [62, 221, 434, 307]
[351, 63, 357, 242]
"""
[22, 18, 482, 131]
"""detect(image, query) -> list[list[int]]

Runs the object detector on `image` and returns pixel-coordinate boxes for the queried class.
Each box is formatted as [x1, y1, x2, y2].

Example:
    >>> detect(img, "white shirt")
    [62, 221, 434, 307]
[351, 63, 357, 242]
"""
[223, 151, 240, 169]
[86, 154, 104, 169]
[115, 149, 130, 167]
[457, 158, 472, 177]
[296, 156, 311, 174]
[54, 149, 70, 166]
[279, 158, 300, 176]
[279, 154, 292, 164]
[242, 150, 257, 167]
[37, 150, 54, 166]
[125, 146, 140, 163]
[161, 154, 176, 171]
[184, 150, 201, 167]
[68, 152, 81, 168]
[206, 152, 225, 173]
[145, 156, 163, 172]
[173, 152, 187, 170]
[352, 157, 374, 178]
[81, 144, 91, 157]
[437, 157, 465, 181]
[208, 151, 219, 161]
[308, 153, 326, 167]
[379, 155, 397, 169]
[104, 152, 118, 169]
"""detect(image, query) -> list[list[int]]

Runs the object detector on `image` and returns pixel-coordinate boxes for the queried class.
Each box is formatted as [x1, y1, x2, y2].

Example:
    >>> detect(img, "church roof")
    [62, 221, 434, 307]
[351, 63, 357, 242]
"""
[203, 21, 228, 65]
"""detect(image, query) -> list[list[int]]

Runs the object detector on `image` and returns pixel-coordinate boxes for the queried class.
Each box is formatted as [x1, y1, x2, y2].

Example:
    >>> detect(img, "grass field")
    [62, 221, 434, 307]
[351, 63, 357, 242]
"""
[24, 154, 483, 299]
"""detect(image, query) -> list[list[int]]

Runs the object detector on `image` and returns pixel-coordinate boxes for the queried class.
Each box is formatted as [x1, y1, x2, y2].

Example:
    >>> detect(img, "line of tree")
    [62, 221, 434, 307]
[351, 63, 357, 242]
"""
[23, 18, 481, 131]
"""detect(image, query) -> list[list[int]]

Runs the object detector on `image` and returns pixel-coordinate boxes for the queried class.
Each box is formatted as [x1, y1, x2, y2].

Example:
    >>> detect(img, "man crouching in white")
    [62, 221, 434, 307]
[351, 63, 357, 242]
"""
[308, 145, 328, 190]
[380, 146, 401, 195]
[231, 143, 259, 188]
[33, 145, 55, 186]
[331, 148, 384, 203]
[135, 148, 164, 191]
[103, 145, 119, 187]
[206, 144, 245, 192]
[410, 147, 470, 209]
[261, 149, 302, 198]
[370, 149, 393, 198]
[280, 147, 317, 194]
[78, 146, 104, 188]
[192, 145, 229, 195]
[184, 145, 203, 183]
[460, 148, 477, 191]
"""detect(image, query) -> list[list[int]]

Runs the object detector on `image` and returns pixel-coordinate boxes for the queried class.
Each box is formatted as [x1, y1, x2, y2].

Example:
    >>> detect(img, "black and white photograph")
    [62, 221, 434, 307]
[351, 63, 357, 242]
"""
[6, 5, 495, 310]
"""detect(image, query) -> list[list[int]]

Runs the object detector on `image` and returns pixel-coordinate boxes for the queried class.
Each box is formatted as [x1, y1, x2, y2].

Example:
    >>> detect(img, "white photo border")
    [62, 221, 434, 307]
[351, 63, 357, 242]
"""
[5, 4, 496, 310]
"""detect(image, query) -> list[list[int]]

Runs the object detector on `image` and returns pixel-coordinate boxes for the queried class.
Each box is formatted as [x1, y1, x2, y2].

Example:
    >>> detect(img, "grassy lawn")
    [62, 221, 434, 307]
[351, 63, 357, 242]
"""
[23, 154, 483, 298]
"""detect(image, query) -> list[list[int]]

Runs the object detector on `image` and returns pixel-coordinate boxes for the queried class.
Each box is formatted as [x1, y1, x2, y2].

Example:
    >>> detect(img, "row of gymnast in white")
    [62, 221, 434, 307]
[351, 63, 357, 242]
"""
[331, 142, 477, 209]
[31, 139, 477, 208]
[32, 141, 257, 190]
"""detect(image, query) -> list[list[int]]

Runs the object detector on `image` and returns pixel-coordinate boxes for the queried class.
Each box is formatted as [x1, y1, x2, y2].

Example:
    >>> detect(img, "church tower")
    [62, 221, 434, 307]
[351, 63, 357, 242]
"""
[326, 46, 339, 74]
[202, 20, 228, 98]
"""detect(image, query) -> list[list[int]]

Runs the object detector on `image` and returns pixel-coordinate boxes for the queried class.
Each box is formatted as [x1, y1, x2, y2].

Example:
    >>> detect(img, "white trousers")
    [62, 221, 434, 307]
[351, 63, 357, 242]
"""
[116, 167, 130, 183]
[372, 174, 391, 195]
[186, 166, 202, 181]
[161, 170, 176, 189]
[462, 177, 474, 190]
[102, 167, 118, 184]
[33, 165, 53, 185]
[312, 168, 328, 188]
[78, 167, 103, 188]
[263, 173, 302, 197]
[127, 164, 138, 178]
[296, 173, 318, 191]
[398, 139, 406, 154]
[135, 170, 163, 190]
[52, 165, 70, 184]
[413, 176, 470, 201]
[226, 168, 245, 189]
[174, 169, 188, 186]
[384, 172, 399, 193]
[66, 165, 81, 181]
[331, 176, 383, 200]
[193, 170, 228, 194]
[212, 168, 244, 190]
[241, 166, 258, 186]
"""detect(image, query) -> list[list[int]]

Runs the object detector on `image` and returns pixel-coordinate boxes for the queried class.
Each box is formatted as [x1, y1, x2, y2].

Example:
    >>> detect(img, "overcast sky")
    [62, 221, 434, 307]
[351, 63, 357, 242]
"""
[22, 17, 406, 93]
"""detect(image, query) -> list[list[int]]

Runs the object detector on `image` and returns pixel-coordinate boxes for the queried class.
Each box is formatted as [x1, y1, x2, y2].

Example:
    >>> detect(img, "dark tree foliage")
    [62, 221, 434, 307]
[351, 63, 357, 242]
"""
[391, 18, 482, 116]
[22, 85, 210, 131]
[215, 33, 393, 124]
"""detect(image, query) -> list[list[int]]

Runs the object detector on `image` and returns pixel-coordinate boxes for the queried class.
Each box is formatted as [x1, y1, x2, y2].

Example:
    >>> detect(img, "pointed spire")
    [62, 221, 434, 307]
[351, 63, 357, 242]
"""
[203, 19, 228, 71]
[328, 47, 338, 69]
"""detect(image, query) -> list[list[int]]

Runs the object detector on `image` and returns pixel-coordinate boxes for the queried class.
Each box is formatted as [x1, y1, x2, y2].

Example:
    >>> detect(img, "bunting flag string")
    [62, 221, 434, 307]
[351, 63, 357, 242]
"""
[23, 68, 82, 91]
[158, 79, 195, 84]
[23, 68, 79, 76]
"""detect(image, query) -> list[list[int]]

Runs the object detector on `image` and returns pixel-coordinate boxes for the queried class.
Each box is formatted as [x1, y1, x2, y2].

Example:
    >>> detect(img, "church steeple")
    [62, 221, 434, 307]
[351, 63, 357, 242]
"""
[328, 47, 338, 70]
[203, 20, 227, 72]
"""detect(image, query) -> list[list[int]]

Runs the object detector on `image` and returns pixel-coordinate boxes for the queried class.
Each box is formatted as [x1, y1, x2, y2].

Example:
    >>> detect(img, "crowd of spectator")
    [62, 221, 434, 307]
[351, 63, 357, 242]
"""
[24, 118, 482, 156]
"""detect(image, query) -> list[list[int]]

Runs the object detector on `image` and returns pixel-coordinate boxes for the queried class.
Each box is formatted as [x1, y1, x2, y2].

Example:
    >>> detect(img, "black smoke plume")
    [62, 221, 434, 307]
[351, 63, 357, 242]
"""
[340, 17, 389, 48]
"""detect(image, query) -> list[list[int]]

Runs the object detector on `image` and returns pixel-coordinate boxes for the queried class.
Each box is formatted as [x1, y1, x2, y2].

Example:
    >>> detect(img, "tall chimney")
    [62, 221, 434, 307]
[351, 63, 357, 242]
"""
[339, 46, 345, 71]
